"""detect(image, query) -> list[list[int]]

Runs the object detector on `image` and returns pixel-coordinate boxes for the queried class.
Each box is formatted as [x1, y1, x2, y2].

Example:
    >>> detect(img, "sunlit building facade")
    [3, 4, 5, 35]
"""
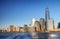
[10, 25, 16, 32]
[20, 27, 24, 32]
[16, 27, 21, 32]
[24, 24, 29, 32]
[48, 18, 54, 31]
[34, 21, 41, 32]
[31, 18, 36, 26]
[10, 25, 14, 32]
[40, 18, 46, 32]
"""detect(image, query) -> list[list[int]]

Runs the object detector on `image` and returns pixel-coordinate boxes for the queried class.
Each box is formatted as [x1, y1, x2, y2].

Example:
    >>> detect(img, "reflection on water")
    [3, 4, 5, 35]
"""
[49, 34, 57, 37]
[0, 32, 60, 39]
[48, 34, 57, 39]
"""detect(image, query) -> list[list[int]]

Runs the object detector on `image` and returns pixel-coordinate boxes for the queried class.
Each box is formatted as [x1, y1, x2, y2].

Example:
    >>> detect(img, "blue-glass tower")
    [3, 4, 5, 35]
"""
[45, 7, 50, 30]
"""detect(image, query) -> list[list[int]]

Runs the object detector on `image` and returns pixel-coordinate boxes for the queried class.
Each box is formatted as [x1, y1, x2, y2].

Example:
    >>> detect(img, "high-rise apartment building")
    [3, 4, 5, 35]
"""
[24, 24, 29, 32]
[10, 25, 16, 32]
[16, 26, 21, 32]
[48, 18, 54, 31]
[34, 21, 41, 32]
[40, 18, 46, 32]
[31, 18, 36, 26]
[10, 25, 14, 32]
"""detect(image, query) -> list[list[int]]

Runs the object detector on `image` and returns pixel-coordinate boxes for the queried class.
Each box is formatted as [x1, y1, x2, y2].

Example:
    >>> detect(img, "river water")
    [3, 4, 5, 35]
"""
[0, 32, 60, 39]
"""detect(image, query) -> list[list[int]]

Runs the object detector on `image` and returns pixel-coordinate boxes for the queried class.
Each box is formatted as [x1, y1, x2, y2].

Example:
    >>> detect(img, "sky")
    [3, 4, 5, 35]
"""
[0, 0, 60, 29]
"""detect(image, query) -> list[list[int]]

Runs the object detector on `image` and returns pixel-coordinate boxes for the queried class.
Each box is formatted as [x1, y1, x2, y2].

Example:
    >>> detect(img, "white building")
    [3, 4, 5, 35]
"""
[7, 27, 10, 32]
[48, 18, 54, 31]
[16, 27, 20, 32]
[29, 18, 36, 32]
[31, 18, 36, 26]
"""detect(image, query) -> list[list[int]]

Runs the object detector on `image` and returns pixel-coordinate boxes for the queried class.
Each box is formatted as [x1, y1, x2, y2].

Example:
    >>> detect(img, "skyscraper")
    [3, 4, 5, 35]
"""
[10, 25, 13, 32]
[31, 18, 36, 26]
[34, 21, 41, 32]
[48, 18, 54, 31]
[45, 7, 50, 30]
[45, 7, 54, 31]
[40, 18, 45, 27]
[40, 18, 46, 32]
[10, 25, 15, 32]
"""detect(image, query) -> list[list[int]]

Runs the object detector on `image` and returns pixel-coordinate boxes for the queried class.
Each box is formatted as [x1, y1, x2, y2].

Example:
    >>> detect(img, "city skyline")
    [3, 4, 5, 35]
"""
[0, 0, 60, 29]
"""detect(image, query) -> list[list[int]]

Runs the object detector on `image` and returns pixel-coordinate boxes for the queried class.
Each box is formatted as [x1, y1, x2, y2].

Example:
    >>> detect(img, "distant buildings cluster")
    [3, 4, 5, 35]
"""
[0, 7, 60, 32]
